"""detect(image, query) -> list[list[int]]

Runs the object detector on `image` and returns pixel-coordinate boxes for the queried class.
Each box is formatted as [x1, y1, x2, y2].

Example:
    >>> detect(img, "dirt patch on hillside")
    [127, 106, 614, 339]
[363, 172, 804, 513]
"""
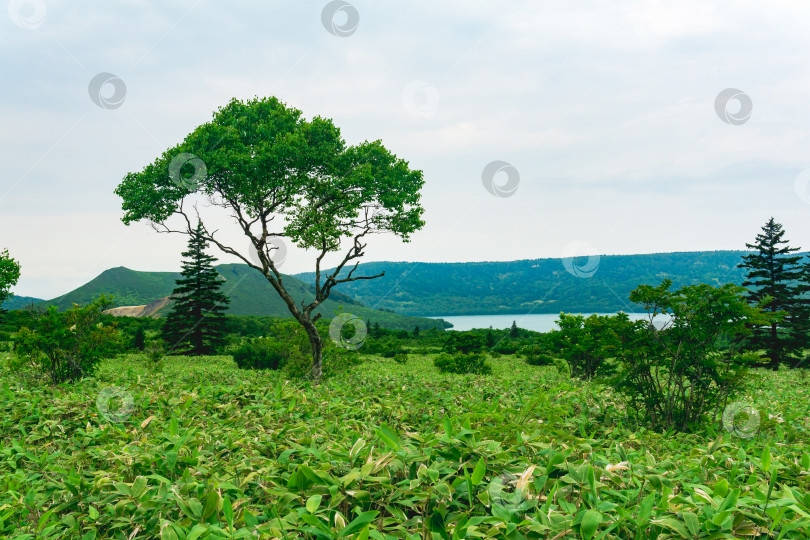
[104, 296, 171, 318]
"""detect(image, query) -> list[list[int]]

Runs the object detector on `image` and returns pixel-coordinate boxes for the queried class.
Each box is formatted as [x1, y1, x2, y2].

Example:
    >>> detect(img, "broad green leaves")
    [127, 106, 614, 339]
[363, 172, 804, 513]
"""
[0, 351, 809, 538]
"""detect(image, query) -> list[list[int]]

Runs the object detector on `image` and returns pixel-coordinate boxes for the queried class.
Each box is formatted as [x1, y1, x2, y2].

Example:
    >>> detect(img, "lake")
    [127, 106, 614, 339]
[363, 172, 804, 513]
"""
[430, 313, 668, 332]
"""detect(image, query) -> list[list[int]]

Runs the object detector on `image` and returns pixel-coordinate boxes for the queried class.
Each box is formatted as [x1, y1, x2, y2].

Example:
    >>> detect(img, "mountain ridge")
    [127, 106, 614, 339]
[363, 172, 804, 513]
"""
[293, 250, 798, 316]
[27, 265, 450, 330]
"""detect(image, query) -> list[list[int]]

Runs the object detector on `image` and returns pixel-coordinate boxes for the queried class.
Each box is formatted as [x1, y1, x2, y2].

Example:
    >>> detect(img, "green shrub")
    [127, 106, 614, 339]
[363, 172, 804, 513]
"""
[13, 296, 121, 384]
[522, 345, 554, 366]
[232, 338, 286, 370]
[434, 352, 492, 375]
[381, 345, 407, 358]
[443, 332, 485, 354]
[615, 280, 774, 432]
[491, 338, 520, 355]
[553, 356, 571, 378]
[393, 353, 408, 365]
[284, 345, 362, 379]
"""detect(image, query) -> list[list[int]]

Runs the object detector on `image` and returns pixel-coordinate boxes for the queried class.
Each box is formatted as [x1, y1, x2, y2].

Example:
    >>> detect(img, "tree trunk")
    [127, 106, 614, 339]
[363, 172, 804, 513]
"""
[770, 322, 780, 370]
[304, 321, 323, 382]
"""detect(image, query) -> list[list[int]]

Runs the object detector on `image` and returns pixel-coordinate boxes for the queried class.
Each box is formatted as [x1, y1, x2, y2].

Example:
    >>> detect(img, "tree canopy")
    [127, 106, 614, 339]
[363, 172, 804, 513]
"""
[115, 96, 426, 380]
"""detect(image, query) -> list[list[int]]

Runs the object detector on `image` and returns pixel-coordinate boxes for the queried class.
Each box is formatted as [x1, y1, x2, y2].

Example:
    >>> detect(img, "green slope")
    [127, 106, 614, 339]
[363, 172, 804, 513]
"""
[41, 265, 449, 330]
[1, 296, 42, 311]
[294, 250, 792, 316]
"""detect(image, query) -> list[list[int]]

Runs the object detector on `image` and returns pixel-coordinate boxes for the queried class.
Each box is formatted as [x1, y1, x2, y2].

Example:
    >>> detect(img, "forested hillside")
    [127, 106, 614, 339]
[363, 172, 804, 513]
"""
[295, 251, 775, 315]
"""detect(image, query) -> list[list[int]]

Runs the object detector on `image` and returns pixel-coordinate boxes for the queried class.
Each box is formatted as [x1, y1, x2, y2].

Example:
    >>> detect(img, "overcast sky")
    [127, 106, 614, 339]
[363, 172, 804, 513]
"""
[2, 0, 810, 299]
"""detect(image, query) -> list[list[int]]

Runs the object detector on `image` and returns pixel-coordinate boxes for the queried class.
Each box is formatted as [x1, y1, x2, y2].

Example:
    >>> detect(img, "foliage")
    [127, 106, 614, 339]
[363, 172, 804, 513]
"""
[231, 338, 287, 371]
[739, 218, 807, 368]
[521, 344, 555, 366]
[0, 350, 809, 537]
[12, 296, 120, 384]
[162, 222, 230, 356]
[380, 345, 407, 358]
[443, 332, 485, 355]
[116, 96, 426, 381]
[392, 352, 408, 365]
[544, 312, 627, 380]
[491, 338, 521, 355]
[0, 248, 21, 308]
[434, 352, 492, 374]
[145, 340, 164, 363]
[131, 325, 146, 351]
[620, 280, 774, 432]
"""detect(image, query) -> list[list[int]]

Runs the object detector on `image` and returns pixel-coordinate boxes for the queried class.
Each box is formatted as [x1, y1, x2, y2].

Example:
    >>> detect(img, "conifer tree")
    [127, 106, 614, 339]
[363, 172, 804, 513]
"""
[162, 222, 230, 355]
[739, 218, 804, 369]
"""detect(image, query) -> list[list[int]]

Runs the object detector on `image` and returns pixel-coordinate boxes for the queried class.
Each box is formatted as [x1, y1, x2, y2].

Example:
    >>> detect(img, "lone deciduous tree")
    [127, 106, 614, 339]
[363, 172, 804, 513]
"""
[115, 97, 425, 380]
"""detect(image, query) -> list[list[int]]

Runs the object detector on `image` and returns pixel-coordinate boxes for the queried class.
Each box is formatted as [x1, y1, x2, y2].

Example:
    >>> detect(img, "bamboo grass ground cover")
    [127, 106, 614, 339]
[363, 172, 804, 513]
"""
[1, 351, 809, 539]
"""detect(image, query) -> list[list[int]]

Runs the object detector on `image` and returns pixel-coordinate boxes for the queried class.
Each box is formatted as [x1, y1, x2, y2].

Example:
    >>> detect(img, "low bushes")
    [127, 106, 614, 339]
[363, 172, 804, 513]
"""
[521, 344, 555, 366]
[231, 338, 287, 370]
[434, 352, 492, 375]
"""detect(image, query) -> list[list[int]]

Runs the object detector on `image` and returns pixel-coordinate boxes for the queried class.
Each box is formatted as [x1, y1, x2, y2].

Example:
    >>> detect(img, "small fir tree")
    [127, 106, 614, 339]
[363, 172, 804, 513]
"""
[739, 217, 804, 369]
[162, 222, 230, 355]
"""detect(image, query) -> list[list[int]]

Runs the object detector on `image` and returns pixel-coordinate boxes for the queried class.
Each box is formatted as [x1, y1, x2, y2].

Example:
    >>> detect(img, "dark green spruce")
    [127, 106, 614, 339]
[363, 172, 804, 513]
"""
[162, 223, 230, 355]
[739, 217, 805, 369]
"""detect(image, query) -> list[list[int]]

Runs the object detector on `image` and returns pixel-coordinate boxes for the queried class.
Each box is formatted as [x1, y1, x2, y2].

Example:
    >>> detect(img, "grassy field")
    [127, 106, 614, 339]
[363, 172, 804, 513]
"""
[1, 350, 809, 539]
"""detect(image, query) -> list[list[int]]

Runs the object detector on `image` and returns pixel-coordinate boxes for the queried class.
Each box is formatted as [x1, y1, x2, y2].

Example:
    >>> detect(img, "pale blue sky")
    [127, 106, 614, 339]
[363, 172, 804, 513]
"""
[2, 0, 810, 298]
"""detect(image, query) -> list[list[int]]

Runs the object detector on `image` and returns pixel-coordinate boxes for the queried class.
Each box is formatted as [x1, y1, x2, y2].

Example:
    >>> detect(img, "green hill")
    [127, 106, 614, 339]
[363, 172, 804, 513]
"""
[40, 265, 449, 330]
[294, 250, 793, 316]
[1, 296, 42, 311]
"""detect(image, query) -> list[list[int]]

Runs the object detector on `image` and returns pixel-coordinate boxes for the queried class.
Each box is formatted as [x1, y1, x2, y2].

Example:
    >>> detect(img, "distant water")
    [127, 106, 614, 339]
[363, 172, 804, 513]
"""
[430, 313, 668, 332]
